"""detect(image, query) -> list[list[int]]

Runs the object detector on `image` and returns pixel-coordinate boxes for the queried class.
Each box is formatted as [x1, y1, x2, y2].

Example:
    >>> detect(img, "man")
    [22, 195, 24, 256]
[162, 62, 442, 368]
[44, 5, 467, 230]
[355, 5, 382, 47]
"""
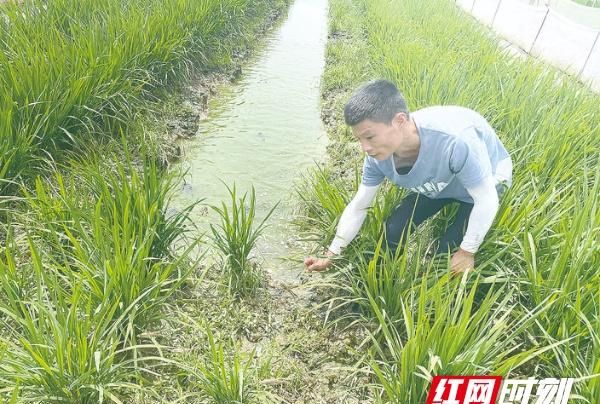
[304, 79, 512, 274]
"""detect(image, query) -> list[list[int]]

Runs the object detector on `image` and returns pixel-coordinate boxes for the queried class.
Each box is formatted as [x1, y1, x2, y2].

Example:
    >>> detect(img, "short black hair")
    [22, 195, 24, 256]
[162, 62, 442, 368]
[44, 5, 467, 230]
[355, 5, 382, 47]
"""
[343, 79, 409, 126]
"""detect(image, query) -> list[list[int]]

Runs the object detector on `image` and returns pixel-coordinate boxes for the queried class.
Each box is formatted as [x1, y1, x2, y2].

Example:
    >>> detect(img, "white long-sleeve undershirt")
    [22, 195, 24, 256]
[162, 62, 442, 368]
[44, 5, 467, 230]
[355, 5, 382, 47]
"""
[328, 183, 379, 255]
[459, 156, 511, 253]
[495, 157, 512, 184]
[327, 163, 510, 255]
[459, 175, 499, 253]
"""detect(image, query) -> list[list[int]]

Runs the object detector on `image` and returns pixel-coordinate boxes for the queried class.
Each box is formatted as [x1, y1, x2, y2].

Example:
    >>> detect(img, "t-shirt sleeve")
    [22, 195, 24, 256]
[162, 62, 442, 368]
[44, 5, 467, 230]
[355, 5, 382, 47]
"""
[361, 156, 385, 186]
[449, 134, 492, 188]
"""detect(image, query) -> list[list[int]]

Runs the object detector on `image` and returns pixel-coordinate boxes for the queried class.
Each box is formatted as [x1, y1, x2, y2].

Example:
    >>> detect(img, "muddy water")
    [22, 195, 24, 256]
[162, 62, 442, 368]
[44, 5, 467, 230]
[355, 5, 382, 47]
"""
[175, 0, 329, 284]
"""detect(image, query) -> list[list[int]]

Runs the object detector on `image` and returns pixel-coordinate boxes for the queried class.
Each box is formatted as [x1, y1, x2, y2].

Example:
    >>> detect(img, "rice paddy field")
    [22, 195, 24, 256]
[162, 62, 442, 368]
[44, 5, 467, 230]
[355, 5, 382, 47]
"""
[0, 0, 599, 403]
[310, 0, 599, 401]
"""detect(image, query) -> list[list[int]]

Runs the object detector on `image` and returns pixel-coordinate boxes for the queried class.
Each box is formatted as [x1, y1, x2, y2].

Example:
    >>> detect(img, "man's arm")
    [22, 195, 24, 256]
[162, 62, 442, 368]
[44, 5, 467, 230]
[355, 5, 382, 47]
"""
[449, 132, 503, 273]
[305, 183, 380, 272]
[450, 176, 499, 273]
[461, 176, 500, 253]
[328, 183, 380, 254]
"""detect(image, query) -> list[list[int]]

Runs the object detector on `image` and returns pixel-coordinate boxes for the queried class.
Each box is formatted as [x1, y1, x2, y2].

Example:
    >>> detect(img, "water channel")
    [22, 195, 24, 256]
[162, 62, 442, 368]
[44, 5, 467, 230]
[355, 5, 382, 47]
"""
[174, 0, 329, 285]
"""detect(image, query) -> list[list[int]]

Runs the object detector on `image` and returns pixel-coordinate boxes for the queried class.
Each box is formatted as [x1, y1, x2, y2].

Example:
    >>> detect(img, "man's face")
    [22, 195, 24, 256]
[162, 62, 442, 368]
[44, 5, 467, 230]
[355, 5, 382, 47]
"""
[352, 115, 405, 161]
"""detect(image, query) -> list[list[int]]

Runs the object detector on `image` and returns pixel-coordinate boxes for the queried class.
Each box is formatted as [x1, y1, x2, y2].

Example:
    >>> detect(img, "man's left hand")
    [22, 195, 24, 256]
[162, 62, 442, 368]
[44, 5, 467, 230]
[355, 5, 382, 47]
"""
[450, 248, 475, 275]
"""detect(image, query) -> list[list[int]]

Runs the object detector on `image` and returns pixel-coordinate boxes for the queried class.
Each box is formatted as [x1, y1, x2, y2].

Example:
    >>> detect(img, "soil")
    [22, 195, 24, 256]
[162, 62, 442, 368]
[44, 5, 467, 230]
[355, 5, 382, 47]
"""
[163, 267, 375, 403]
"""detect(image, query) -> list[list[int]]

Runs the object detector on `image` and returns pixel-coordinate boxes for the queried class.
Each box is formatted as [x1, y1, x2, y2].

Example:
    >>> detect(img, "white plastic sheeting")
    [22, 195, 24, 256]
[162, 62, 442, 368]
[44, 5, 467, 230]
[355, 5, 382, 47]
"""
[549, 0, 600, 30]
[494, 0, 548, 51]
[472, 0, 501, 25]
[531, 10, 599, 76]
[456, 0, 600, 91]
[581, 39, 600, 89]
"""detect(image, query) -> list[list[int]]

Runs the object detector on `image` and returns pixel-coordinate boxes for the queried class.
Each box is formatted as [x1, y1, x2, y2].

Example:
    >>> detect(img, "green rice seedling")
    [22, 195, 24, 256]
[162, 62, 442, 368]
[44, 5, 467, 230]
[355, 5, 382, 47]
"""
[17, 149, 200, 348]
[0, 0, 290, 195]
[189, 326, 277, 403]
[210, 183, 278, 298]
[467, 130, 600, 400]
[506, 170, 600, 397]
[0, 367, 20, 404]
[0, 148, 200, 398]
[321, 0, 371, 102]
[335, 235, 426, 325]
[294, 165, 356, 246]
[367, 273, 565, 403]
[0, 236, 139, 402]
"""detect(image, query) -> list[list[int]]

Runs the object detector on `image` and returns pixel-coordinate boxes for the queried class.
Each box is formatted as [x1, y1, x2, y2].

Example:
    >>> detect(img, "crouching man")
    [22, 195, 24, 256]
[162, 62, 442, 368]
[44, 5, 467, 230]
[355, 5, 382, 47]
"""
[304, 79, 512, 274]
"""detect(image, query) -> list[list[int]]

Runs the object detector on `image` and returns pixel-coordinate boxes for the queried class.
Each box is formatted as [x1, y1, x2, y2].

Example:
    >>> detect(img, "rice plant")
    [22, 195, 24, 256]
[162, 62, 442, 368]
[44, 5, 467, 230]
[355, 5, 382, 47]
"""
[189, 325, 278, 403]
[210, 184, 278, 298]
[0, 0, 292, 400]
[16, 150, 200, 345]
[367, 272, 565, 403]
[0, 0, 289, 195]
[0, 234, 138, 402]
[0, 143, 200, 399]
[294, 165, 355, 247]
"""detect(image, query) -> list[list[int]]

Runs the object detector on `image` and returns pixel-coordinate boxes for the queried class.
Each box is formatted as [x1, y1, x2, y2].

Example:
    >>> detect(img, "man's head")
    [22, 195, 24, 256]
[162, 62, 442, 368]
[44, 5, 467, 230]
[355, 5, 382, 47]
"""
[344, 79, 412, 160]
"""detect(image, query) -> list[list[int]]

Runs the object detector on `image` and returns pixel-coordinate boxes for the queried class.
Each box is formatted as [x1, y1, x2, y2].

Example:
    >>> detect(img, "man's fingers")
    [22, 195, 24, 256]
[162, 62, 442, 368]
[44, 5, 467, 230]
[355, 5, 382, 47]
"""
[451, 265, 473, 276]
[307, 262, 327, 272]
[308, 263, 321, 272]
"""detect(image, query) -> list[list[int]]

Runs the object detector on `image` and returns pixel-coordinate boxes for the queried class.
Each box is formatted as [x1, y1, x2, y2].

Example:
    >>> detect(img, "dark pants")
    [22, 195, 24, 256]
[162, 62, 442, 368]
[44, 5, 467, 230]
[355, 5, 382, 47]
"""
[385, 193, 474, 256]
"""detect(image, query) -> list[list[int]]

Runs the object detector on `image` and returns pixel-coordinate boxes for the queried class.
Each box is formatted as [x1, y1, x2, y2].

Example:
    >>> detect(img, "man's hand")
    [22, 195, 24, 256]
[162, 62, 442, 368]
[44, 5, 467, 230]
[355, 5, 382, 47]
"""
[304, 250, 336, 272]
[450, 248, 475, 275]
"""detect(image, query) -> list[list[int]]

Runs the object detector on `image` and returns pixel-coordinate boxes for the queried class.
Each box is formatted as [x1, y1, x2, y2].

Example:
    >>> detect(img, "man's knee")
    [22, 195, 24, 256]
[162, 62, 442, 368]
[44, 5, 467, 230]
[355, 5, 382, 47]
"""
[384, 220, 410, 254]
[384, 220, 397, 250]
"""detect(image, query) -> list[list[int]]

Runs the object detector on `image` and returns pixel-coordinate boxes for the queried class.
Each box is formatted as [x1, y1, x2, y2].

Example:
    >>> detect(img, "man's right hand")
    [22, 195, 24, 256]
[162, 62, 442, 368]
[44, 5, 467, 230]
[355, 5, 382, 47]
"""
[304, 250, 336, 272]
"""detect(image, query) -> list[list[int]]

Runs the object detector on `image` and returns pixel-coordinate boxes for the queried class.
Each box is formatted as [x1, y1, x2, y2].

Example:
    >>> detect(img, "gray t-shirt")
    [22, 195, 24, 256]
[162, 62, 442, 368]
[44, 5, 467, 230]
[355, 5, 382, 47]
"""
[361, 106, 511, 203]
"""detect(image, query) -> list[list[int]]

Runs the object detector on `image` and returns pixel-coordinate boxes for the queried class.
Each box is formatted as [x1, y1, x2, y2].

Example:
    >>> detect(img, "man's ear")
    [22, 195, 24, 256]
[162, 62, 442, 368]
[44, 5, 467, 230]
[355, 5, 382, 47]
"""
[392, 112, 408, 128]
